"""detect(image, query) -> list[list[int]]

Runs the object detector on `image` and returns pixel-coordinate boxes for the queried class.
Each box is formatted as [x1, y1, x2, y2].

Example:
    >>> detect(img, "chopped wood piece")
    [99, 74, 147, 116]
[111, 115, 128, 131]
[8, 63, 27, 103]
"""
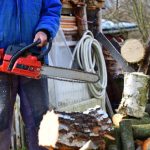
[121, 39, 145, 63]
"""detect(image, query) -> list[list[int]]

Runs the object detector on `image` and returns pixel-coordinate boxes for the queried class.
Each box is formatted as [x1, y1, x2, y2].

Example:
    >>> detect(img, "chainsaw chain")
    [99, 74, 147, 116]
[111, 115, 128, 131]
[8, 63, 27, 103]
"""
[41, 65, 99, 84]
[42, 75, 98, 84]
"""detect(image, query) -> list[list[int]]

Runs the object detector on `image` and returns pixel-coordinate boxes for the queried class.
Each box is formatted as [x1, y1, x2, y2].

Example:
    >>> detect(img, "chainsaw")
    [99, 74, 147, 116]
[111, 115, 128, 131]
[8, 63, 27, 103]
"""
[0, 39, 99, 83]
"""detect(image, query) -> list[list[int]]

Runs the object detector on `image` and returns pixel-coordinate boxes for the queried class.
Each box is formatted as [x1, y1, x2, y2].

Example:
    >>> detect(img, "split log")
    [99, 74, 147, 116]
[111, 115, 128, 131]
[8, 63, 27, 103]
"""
[120, 120, 135, 150]
[132, 124, 150, 139]
[38, 106, 113, 150]
[117, 72, 150, 118]
[121, 39, 145, 63]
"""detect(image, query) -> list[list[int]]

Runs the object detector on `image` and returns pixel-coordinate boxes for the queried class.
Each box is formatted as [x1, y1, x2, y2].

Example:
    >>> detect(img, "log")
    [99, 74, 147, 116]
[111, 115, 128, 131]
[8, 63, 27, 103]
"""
[120, 120, 135, 150]
[117, 72, 150, 118]
[113, 127, 122, 150]
[113, 113, 150, 127]
[123, 116, 150, 125]
[38, 106, 112, 150]
[132, 124, 150, 139]
[121, 39, 145, 63]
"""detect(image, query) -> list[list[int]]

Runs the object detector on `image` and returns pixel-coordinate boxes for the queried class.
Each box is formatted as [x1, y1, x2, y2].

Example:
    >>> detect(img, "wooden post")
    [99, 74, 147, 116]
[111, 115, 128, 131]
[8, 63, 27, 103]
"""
[117, 72, 150, 118]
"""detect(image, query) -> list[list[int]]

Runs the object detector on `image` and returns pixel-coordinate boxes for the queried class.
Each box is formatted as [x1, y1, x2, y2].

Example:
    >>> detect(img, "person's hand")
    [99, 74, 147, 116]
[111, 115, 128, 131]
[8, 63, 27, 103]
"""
[34, 31, 48, 47]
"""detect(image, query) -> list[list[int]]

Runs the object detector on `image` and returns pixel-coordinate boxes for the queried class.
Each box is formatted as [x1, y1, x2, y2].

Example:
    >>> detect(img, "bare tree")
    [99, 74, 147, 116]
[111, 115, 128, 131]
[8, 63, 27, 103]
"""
[103, 0, 150, 43]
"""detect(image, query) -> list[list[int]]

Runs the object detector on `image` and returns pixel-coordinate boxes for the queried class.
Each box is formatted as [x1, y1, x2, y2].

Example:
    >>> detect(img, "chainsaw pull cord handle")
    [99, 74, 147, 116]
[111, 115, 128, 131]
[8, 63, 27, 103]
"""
[8, 39, 41, 71]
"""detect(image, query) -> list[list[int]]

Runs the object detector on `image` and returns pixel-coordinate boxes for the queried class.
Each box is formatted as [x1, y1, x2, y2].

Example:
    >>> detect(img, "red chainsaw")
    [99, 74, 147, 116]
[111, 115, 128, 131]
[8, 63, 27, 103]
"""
[0, 39, 99, 83]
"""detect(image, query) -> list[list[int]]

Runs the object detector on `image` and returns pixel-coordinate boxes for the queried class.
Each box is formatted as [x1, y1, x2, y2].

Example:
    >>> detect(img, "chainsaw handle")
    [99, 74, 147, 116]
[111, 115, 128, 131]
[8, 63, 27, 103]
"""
[8, 38, 52, 71]
[8, 39, 41, 71]
[37, 37, 52, 60]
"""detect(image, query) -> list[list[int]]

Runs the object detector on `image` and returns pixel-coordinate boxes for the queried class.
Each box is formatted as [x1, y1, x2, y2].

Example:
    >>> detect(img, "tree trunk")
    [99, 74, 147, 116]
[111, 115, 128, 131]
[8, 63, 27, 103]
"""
[117, 72, 150, 118]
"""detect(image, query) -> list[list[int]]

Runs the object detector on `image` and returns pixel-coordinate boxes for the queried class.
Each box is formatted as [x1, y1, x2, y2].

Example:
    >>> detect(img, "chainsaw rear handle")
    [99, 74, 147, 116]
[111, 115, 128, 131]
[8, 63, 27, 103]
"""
[8, 38, 52, 71]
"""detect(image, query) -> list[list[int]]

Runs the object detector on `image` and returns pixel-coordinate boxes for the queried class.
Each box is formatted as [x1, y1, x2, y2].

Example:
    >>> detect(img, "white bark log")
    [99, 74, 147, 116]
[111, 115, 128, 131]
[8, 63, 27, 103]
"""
[38, 106, 112, 149]
[117, 72, 150, 118]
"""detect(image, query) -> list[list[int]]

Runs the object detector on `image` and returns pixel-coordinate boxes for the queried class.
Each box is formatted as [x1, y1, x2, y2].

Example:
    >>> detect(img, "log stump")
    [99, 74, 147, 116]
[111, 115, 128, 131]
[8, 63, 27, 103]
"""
[117, 72, 150, 118]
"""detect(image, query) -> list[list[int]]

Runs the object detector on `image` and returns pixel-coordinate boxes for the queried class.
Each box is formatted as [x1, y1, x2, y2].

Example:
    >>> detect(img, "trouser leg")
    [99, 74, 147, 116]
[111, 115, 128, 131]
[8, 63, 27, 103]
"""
[0, 73, 18, 150]
[19, 77, 49, 150]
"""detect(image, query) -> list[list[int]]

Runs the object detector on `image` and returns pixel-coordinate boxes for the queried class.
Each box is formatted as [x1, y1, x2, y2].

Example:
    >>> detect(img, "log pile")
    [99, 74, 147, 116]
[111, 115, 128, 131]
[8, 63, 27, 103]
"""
[38, 106, 113, 150]
[61, 15, 78, 41]
[61, 0, 105, 39]
[111, 114, 150, 150]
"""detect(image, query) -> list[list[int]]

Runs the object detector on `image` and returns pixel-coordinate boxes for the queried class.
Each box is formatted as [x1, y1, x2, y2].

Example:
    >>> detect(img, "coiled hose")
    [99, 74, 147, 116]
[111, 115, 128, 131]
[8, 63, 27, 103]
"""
[70, 30, 107, 100]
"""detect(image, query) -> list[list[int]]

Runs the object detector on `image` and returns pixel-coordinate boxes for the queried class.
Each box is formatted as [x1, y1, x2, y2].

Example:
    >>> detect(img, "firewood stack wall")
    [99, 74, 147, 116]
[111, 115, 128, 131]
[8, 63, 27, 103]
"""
[61, 0, 105, 41]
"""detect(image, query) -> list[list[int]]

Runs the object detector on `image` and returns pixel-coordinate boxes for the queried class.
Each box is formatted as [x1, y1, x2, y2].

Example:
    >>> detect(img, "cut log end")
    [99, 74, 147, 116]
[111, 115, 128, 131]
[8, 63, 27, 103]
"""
[121, 39, 145, 63]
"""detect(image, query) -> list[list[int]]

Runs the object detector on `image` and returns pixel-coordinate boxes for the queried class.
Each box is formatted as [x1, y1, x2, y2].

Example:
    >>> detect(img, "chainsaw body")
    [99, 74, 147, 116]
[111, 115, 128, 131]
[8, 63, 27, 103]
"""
[0, 41, 44, 79]
[0, 39, 99, 83]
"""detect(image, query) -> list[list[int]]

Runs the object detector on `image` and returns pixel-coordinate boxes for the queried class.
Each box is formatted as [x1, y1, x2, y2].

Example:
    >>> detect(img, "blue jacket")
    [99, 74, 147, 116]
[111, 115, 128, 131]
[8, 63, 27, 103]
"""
[0, 0, 62, 49]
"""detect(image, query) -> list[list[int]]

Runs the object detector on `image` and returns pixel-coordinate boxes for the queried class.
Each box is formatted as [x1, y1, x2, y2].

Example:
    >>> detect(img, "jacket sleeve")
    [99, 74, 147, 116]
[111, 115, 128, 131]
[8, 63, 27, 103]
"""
[35, 0, 62, 38]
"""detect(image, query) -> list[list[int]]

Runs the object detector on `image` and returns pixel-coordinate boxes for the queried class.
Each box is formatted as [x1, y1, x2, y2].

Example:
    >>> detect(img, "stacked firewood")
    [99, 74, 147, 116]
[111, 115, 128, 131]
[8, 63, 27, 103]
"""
[61, 15, 78, 41]
[112, 114, 150, 150]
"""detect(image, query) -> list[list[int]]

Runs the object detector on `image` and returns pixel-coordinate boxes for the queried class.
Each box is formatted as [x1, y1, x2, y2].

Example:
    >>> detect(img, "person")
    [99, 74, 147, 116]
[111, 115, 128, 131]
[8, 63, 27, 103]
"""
[0, 1, 62, 150]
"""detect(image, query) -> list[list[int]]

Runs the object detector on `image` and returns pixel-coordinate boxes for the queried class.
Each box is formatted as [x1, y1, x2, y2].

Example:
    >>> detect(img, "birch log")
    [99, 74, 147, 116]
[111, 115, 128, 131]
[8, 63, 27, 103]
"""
[117, 72, 150, 118]
[38, 106, 113, 150]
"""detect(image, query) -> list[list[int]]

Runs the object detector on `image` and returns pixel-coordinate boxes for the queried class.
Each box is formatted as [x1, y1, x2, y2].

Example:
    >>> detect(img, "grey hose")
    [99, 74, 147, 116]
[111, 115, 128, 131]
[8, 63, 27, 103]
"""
[70, 30, 107, 100]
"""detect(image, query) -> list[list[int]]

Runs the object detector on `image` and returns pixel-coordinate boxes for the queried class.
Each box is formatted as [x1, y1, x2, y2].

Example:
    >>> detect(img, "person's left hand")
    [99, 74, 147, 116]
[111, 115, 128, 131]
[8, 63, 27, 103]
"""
[34, 31, 48, 47]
